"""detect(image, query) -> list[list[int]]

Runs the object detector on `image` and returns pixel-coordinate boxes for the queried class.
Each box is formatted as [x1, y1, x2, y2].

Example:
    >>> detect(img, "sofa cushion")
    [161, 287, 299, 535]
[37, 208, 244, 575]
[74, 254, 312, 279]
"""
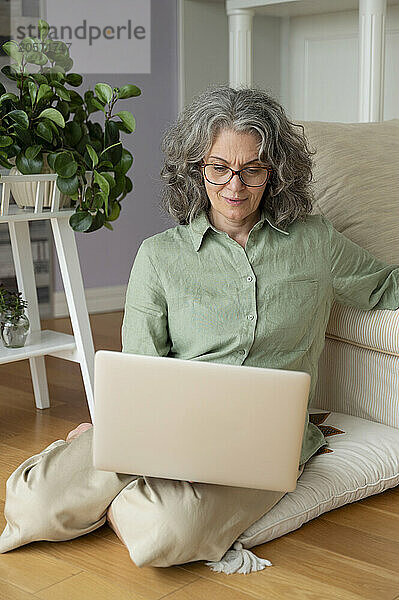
[237, 410, 399, 550]
[312, 338, 399, 429]
[299, 119, 399, 266]
[325, 302, 399, 354]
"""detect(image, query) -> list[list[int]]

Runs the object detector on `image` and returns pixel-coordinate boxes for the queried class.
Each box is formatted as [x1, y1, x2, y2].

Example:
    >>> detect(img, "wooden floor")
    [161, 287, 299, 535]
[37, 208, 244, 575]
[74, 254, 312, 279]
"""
[0, 311, 398, 600]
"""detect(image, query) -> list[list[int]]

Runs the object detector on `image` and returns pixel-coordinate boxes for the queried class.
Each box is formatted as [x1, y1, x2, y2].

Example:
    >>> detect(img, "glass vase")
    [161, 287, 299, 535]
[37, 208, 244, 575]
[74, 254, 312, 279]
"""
[1, 310, 30, 348]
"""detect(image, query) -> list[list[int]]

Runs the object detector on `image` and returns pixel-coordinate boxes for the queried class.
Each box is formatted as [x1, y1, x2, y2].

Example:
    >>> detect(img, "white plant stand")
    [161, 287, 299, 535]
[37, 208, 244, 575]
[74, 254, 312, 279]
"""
[0, 172, 95, 421]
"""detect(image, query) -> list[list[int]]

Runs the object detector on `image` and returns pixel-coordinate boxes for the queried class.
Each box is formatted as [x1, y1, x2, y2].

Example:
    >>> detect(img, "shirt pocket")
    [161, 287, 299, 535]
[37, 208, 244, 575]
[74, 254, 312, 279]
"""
[169, 288, 239, 331]
[264, 279, 319, 353]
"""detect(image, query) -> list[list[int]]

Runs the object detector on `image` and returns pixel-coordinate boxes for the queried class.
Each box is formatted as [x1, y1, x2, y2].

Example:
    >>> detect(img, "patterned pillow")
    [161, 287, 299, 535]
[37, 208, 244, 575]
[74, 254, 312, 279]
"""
[237, 410, 399, 551]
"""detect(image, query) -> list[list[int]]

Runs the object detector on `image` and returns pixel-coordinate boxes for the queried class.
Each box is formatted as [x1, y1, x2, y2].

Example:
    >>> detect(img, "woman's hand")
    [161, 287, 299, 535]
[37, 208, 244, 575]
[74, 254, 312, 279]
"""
[65, 422, 93, 442]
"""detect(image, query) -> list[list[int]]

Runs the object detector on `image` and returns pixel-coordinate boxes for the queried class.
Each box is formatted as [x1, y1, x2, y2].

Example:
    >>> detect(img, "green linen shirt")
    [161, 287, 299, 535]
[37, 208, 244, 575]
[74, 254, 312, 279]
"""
[121, 206, 399, 466]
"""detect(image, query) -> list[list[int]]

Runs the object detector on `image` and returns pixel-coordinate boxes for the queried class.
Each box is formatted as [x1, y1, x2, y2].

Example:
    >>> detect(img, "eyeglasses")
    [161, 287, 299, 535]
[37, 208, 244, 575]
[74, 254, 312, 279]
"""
[202, 163, 272, 187]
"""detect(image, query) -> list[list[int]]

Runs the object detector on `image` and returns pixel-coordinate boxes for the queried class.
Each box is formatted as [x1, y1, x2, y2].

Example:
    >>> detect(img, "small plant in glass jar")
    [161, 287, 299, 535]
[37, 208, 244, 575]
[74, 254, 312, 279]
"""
[0, 284, 30, 348]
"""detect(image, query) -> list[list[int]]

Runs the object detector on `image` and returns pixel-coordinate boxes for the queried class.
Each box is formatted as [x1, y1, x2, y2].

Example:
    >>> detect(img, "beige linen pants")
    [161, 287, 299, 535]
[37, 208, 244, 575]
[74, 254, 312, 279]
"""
[0, 427, 303, 568]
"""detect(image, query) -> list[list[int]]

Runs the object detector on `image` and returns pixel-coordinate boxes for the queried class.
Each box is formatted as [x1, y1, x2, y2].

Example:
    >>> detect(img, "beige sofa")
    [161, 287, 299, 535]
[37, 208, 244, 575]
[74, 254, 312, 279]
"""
[302, 119, 399, 429]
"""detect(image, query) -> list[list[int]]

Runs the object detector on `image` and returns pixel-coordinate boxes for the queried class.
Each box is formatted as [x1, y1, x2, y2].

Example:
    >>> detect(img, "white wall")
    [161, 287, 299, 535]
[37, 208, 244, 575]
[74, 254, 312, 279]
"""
[181, 0, 281, 106]
[181, 1, 399, 122]
[287, 5, 399, 121]
[181, 0, 229, 107]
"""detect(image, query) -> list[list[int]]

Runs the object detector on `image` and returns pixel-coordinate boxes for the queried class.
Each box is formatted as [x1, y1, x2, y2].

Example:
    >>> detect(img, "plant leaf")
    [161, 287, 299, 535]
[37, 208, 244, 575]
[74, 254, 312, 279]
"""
[25, 50, 48, 66]
[85, 210, 105, 233]
[37, 108, 65, 128]
[114, 148, 133, 174]
[56, 99, 71, 120]
[25, 144, 42, 160]
[118, 84, 141, 99]
[97, 160, 113, 169]
[11, 124, 31, 146]
[29, 73, 48, 85]
[0, 136, 13, 147]
[105, 120, 120, 144]
[28, 81, 38, 106]
[36, 121, 53, 143]
[114, 111, 135, 133]
[0, 151, 14, 169]
[1, 65, 19, 81]
[95, 83, 113, 104]
[64, 121, 82, 146]
[109, 172, 125, 200]
[0, 92, 19, 104]
[68, 90, 84, 106]
[53, 82, 71, 101]
[2, 41, 23, 64]
[46, 152, 58, 170]
[103, 120, 122, 164]
[91, 191, 106, 209]
[54, 151, 77, 177]
[38, 19, 49, 41]
[86, 144, 98, 168]
[99, 141, 122, 157]
[16, 151, 43, 174]
[90, 98, 105, 113]
[101, 172, 115, 188]
[36, 83, 53, 104]
[65, 73, 83, 87]
[56, 174, 79, 195]
[7, 110, 29, 128]
[73, 107, 86, 123]
[124, 176, 133, 194]
[107, 201, 121, 221]
[69, 210, 93, 232]
[93, 170, 110, 196]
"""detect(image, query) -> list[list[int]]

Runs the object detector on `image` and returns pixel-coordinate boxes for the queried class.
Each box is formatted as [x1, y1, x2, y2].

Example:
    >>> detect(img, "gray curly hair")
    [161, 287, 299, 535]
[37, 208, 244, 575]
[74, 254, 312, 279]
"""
[160, 85, 315, 229]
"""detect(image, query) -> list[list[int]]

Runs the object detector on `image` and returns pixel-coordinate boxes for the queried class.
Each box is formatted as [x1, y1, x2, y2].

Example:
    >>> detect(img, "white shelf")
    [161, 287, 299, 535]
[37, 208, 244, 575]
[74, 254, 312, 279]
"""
[0, 204, 74, 223]
[0, 330, 76, 364]
[0, 170, 95, 416]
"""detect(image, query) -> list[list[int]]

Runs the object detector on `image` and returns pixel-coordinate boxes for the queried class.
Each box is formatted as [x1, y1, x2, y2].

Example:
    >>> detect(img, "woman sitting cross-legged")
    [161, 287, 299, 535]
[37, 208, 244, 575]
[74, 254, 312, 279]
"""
[1, 85, 398, 573]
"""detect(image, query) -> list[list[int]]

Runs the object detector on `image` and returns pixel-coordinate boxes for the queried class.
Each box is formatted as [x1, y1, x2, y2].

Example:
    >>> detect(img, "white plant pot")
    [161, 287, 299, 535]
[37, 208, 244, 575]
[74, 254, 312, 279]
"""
[9, 154, 72, 209]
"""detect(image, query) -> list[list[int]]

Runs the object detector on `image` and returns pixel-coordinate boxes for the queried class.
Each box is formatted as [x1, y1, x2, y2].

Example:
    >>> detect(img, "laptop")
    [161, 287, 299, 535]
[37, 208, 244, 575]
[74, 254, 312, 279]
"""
[92, 350, 310, 492]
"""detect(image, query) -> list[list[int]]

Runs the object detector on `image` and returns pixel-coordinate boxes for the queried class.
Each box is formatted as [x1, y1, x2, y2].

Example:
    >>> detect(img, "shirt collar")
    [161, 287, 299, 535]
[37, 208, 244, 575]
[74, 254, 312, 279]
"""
[189, 205, 290, 252]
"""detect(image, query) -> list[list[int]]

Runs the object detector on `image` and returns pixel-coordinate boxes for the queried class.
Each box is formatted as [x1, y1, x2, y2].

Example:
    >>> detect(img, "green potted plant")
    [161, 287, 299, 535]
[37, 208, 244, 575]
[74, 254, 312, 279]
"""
[0, 19, 140, 233]
[0, 283, 30, 348]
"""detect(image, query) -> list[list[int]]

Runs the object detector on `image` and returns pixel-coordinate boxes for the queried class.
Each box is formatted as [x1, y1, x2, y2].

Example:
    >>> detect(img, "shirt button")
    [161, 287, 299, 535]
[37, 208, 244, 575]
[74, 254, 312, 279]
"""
[238, 349, 246, 355]
[247, 314, 255, 320]
[246, 276, 253, 282]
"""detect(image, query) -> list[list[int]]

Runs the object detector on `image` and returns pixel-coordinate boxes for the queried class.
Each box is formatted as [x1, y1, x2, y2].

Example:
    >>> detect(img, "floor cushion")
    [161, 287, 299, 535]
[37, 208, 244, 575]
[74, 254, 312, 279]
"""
[235, 410, 399, 554]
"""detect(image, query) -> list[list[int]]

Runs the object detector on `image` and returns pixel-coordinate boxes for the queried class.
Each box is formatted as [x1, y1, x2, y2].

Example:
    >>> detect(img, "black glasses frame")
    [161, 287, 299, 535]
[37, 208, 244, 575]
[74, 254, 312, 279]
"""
[201, 164, 272, 187]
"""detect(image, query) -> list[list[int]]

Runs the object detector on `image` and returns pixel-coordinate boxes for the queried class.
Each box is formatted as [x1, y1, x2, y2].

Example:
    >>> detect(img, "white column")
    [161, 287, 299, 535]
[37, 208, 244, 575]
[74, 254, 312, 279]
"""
[227, 8, 255, 88]
[358, 0, 387, 122]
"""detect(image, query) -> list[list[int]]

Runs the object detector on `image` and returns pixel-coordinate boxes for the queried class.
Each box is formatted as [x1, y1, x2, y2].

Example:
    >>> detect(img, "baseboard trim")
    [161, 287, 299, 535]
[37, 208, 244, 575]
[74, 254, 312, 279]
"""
[53, 284, 127, 318]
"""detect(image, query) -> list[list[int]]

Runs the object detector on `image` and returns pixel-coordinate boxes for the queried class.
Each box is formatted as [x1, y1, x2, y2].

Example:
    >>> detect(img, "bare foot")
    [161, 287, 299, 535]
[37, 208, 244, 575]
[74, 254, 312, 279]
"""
[65, 422, 93, 442]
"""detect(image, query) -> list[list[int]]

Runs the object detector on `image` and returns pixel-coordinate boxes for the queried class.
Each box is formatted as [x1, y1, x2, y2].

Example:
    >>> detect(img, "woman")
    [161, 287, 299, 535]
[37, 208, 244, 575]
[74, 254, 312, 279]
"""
[2, 86, 398, 573]
[120, 84, 399, 467]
